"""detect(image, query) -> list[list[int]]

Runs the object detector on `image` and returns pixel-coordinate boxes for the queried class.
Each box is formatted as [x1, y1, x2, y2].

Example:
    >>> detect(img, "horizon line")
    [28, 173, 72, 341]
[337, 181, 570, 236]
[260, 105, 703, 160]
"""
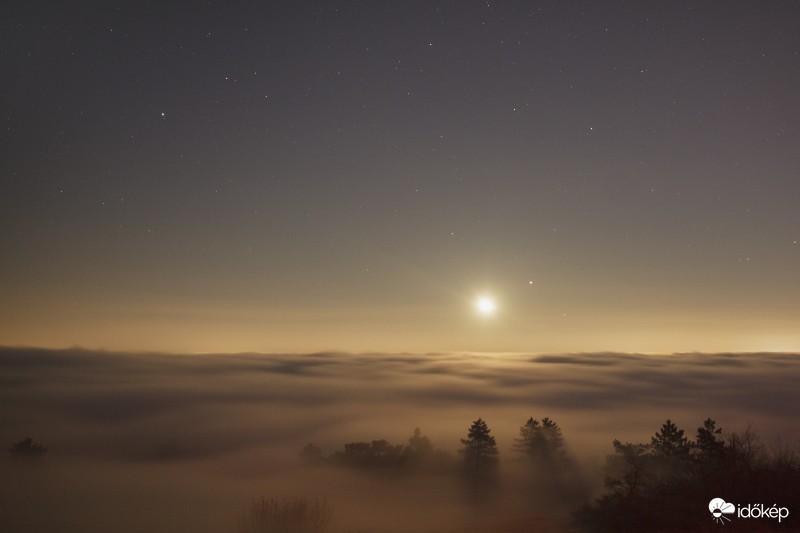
[1, 344, 798, 358]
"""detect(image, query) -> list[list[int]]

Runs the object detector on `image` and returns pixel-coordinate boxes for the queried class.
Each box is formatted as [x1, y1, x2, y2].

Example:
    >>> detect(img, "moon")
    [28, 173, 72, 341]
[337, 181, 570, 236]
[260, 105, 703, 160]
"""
[475, 296, 497, 316]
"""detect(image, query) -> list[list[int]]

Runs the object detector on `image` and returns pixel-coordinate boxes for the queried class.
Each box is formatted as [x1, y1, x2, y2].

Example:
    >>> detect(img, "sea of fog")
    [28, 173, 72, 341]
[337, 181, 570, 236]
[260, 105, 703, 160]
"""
[1, 347, 798, 532]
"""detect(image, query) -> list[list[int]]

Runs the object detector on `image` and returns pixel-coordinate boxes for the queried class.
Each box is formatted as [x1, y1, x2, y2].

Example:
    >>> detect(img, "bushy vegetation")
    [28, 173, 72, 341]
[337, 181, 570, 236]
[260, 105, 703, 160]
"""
[237, 497, 333, 533]
[253, 417, 800, 531]
[575, 418, 800, 531]
[8, 437, 48, 461]
[306, 427, 455, 475]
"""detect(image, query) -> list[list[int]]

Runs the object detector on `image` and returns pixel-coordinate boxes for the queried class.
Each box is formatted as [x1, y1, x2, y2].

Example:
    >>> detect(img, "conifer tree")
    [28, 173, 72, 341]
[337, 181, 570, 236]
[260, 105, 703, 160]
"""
[406, 427, 433, 457]
[541, 417, 564, 452]
[513, 417, 543, 459]
[513, 417, 566, 463]
[650, 419, 690, 457]
[460, 418, 499, 477]
[694, 418, 725, 461]
[8, 437, 47, 461]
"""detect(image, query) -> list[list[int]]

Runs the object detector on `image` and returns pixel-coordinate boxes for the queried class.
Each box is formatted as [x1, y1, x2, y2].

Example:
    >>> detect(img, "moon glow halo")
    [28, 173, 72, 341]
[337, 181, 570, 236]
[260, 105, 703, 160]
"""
[475, 296, 497, 316]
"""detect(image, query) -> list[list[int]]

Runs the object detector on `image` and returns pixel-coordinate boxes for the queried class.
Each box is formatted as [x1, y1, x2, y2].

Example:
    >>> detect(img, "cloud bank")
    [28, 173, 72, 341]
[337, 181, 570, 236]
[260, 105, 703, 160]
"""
[1, 347, 798, 532]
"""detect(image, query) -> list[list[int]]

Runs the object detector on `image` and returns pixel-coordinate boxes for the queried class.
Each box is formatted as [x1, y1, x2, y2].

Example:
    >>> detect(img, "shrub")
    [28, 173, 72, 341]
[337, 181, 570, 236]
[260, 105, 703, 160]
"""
[8, 437, 48, 461]
[237, 496, 333, 533]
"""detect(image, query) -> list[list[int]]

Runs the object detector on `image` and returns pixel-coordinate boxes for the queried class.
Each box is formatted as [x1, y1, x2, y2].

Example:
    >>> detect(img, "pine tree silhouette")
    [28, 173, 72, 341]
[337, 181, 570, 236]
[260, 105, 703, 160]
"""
[694, 418, 725, 461]
[650, 419, 690, 457]
[8, 437, 48, 461]
[512, 417, 566, 464]
[460, 418, 499, 479]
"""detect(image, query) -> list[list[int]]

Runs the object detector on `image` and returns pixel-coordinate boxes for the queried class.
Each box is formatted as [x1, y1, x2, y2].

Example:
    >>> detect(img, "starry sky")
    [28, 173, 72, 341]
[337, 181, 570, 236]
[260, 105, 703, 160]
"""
[2, 1, 799, 354]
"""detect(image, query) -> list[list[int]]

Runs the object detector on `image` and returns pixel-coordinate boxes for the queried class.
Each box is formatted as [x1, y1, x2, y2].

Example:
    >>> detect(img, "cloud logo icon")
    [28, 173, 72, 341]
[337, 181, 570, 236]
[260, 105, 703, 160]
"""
[709, 498, 735, 524]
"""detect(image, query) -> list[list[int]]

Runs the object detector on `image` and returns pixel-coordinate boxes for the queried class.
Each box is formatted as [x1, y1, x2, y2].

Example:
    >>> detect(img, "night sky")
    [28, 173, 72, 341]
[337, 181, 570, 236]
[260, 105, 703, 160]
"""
[2, 1, 799, 353]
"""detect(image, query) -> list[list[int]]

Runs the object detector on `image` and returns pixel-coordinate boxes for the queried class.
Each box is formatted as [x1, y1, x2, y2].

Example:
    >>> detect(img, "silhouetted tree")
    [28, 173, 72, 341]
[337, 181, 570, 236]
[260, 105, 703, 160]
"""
[576, 421, 697, 532]
[460, 418, 498, 479]
[650, 419, 690, 458]
[402, 428, 431, 465]
[330, 439, 404, 470]
[575, 419, 800, 532]
[649, 419, 692, 482]
[512, 417, 566, 464]
[405, 427, 433, 457]
[9, 437, 47, 461]
[299, 442, 325, 465]
[400, 427, 455, 474]
[727, 424, 766, 472]
[327, 429, 454, 475]
[541, 417, 564, 448]
[513, 417, 543, 458]
[604, 439, 653, 499]
[693, 418, 725, 462]
[512, 416, 587, 506]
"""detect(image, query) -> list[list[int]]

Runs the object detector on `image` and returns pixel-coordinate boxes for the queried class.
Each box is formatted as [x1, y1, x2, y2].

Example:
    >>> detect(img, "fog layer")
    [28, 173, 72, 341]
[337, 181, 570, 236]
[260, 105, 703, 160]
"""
[1, 348, 798, 532]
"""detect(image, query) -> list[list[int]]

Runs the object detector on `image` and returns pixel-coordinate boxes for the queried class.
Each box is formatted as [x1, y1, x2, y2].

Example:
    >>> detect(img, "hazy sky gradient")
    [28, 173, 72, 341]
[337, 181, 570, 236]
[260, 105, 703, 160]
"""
[2, 2, 799, 353]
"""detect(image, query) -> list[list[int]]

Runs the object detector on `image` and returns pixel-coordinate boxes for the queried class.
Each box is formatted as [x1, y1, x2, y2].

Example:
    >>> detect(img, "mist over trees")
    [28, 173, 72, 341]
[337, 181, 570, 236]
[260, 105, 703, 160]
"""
[3, 348, 799, 533]
[312, 427, 455, 475]
[459, 418, 499, 479]
[511, 417, 588, 507]
[287, 416, 799, 531]
[7, 415, 799, 532]
[576, 418, 800, 531]
[292, 416, 588, 525]
[8, 437, 47, 462]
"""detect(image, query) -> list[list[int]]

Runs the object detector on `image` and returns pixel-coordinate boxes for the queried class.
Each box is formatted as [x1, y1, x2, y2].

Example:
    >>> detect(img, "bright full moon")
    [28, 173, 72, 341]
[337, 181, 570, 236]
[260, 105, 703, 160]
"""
[475, 296, 497, 316]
